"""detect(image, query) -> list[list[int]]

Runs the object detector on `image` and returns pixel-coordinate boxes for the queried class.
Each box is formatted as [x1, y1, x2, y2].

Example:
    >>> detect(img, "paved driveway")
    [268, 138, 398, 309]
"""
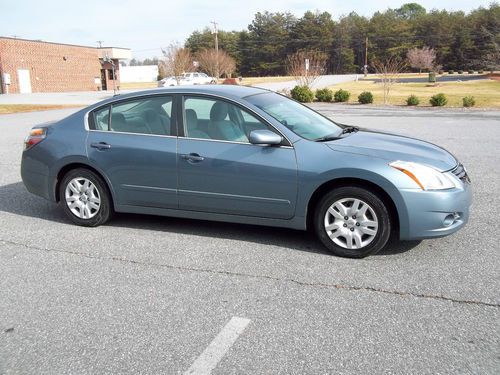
[0, 106, 499, 374]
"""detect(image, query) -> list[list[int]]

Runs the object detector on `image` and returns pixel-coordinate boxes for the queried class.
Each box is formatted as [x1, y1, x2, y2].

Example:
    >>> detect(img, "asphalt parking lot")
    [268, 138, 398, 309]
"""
[1, 105, 499, 374]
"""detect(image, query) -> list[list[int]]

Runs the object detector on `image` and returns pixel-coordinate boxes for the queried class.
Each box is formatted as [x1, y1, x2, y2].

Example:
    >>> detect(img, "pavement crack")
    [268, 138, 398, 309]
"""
[1, 238, 498, 309]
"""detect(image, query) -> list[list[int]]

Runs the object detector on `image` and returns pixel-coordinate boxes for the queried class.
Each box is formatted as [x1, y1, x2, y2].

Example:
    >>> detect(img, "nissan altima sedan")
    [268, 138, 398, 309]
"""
[21, 85, 471, 258]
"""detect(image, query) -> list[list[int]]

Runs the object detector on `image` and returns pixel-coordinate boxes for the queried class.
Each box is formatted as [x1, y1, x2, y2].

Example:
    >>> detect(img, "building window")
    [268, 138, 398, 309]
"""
[108, 69, 115, 80]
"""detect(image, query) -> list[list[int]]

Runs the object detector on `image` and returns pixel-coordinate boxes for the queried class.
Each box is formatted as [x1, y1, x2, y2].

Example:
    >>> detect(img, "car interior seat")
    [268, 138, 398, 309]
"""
[110, 112, 128, 132]
[143, 109, 169, 135]
[207, 102, 248, 142]
[186, 109, 210, 139]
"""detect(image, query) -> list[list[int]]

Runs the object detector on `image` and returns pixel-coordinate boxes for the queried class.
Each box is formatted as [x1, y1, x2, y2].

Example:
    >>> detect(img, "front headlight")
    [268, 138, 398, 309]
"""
[389, 160, 456, 190]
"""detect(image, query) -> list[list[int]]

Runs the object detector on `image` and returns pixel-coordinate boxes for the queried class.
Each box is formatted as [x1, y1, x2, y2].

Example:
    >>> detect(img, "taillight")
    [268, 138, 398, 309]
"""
[24, 128, 47, 150]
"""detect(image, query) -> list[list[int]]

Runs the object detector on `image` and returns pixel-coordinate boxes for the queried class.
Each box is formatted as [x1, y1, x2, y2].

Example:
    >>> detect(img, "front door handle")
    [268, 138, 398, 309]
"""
[91, 142, 111, 150]
[181, 153, 204, 162]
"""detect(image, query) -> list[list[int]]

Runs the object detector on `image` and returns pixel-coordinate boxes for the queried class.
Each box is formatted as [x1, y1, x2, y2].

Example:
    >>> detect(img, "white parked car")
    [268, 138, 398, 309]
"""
[157, 76, 180, 87]
[180, 72, 216, 85]
[158, 73, 216, 87]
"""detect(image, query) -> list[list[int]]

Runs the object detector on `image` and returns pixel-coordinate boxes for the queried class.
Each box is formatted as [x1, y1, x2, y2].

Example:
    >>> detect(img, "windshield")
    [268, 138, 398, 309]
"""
[246, 92, 342, 140]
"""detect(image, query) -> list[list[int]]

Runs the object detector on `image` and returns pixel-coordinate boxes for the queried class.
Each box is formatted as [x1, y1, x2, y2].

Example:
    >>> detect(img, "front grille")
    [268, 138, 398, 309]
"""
[452, 163, 471, 184]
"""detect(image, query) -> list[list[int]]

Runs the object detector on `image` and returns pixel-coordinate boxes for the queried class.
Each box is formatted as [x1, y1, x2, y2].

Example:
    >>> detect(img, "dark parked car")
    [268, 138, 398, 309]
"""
[21, 86, 471, 257]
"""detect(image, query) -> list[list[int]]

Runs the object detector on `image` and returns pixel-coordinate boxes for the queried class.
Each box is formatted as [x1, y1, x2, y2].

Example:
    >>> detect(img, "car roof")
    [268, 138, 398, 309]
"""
[91, 85, 271, 108]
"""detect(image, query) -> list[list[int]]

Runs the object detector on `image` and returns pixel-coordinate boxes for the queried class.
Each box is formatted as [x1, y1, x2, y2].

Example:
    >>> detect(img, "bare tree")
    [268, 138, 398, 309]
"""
[407, 46, 436, 73]
[196, 48, 236, 81]
[372, 57, 407, 104]
[160, 43, 193, 84]
[287, 50, 328, 87]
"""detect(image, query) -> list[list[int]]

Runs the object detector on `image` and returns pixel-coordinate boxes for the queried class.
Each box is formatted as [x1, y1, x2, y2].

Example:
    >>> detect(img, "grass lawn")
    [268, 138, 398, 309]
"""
[119, 82, 158, 90]
[241, 76, 295, 85]
[0, 104, 81, 115]
[363, 72, 487, 80]
[327, 79, 500, 107]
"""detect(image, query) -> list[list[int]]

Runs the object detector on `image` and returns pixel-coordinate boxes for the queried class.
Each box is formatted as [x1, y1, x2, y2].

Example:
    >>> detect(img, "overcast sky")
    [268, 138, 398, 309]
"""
[1, 0, 494, 59]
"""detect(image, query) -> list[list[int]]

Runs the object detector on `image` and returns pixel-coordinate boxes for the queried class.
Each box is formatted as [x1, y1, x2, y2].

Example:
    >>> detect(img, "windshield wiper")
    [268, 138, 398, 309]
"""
[314, 126, 359, 142]
[341, 126, 359, 134]
[313, 133, 341, 142]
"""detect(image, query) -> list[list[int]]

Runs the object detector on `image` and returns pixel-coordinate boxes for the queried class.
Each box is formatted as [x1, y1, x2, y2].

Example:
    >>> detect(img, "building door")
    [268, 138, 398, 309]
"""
[17, 69, 32, 93]
[100, 69, 107, 90]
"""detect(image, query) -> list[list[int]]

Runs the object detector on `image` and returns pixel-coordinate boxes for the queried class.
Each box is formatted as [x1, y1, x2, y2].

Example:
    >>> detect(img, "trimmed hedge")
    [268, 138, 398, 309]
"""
[430, 93, 448, 106]
[406, 95, 420, 106]
[358, 91, 374, 104]
[315, 88, 333, 102]
[334, 89, 350, 102]
[291, 85, 314, 103]
[462, 96, 476, 107]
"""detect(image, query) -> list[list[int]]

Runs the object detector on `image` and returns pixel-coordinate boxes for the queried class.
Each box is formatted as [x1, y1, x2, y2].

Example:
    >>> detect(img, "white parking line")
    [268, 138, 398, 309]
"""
[184, 317, 251, 375]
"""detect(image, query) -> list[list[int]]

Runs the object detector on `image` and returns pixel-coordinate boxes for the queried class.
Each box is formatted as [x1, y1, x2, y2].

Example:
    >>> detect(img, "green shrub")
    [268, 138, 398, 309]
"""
[458, 70, 464, 74]
[315, 88, 333, 102]
[467, 70, 474, 74]
[462, 96, 476, 107]
[448, 70, 454, 74]
[430, 93, 448, 107]
[478, 70, 484, 74]
[291, 85, 314, 103]
[438, 70, 444, 75]
[406, 95, 420, 106]
[334, 89, 350, 102]
[358, 91, 374, 104]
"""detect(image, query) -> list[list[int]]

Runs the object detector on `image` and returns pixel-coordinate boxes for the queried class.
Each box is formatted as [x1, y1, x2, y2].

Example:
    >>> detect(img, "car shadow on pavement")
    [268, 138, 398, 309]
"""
[0, 181, 421, 256]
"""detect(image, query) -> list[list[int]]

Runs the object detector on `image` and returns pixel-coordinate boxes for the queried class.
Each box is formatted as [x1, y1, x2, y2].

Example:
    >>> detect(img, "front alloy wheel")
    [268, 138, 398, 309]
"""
[324, 197, 379, 250]
[315, 187, 391, 258]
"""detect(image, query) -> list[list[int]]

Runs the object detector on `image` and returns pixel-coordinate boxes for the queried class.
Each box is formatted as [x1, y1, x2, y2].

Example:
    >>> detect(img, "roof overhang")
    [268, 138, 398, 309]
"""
[98, 47, 132, 60]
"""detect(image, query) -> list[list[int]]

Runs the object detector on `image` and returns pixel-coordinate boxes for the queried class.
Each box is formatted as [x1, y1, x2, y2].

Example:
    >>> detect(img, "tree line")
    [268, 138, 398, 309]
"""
[184, 2, 500, 76]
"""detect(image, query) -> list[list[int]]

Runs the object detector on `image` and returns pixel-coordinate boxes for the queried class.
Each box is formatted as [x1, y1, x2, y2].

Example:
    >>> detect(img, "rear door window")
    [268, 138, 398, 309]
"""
[90, 96, 174, 136]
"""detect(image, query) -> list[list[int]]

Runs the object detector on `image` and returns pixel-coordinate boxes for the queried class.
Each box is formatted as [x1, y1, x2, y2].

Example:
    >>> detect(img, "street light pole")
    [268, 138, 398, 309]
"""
[211, 20, 219, 81]
[364, 36, 368, 77]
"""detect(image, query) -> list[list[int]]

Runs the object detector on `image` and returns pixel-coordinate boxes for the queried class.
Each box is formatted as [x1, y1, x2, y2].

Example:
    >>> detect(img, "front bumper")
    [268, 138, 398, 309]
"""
[399, 183, 472, 240]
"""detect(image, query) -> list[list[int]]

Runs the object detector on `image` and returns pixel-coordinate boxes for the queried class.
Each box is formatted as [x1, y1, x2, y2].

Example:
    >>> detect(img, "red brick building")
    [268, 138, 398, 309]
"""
[0, 37, 131, 94]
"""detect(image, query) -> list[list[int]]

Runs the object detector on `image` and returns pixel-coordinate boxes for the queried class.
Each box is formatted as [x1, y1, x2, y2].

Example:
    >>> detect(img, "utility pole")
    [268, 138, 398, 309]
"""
[364, 36, 368, 77]
[210, 20, 219, 81]
[96, 40, 104, 48]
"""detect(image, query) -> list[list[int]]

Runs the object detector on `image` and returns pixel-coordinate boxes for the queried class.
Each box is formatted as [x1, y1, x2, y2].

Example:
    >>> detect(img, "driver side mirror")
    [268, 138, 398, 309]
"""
[249, 129, 282, 146]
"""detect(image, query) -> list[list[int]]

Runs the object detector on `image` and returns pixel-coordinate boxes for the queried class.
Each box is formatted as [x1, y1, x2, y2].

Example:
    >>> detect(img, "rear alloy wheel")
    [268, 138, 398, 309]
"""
[314, 187, 391, 258]
[60, 168, 112, 227]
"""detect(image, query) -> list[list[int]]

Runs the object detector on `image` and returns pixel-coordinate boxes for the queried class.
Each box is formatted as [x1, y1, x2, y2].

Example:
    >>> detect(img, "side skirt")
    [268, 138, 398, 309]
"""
[114, 204, 306, 231]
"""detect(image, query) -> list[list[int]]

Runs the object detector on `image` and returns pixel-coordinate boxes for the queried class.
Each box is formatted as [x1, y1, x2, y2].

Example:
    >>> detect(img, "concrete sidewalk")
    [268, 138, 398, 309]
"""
[252, 74, 359, 91]
[0, 89, 140, 105]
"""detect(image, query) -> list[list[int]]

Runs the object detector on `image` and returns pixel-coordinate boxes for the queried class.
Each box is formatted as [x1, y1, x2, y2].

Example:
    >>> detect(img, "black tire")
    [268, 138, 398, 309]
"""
[59, 168, 113, 227]
[314, 186, 391, 258]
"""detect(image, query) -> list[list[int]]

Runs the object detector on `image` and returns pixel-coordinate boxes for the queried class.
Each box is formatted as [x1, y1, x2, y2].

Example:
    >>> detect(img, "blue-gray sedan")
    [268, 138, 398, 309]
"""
[21, 86, 471, 257]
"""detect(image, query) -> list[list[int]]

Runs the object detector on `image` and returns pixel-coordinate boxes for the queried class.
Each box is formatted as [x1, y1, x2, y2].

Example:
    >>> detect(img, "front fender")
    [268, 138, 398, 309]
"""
[294, 144, 411, 238]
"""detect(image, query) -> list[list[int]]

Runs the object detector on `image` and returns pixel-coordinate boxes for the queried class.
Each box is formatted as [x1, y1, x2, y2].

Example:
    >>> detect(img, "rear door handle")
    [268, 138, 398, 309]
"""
[91, 142, 111, 150]
[181, 153, 204, 162]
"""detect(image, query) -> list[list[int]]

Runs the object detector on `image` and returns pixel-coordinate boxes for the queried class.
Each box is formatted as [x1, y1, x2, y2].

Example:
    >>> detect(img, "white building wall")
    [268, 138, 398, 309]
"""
[120, 65, 158, 82]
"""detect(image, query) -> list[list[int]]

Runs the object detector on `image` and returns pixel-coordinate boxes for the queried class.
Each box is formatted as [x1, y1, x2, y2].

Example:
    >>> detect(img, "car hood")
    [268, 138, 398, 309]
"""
[326, 130, 457, 172]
